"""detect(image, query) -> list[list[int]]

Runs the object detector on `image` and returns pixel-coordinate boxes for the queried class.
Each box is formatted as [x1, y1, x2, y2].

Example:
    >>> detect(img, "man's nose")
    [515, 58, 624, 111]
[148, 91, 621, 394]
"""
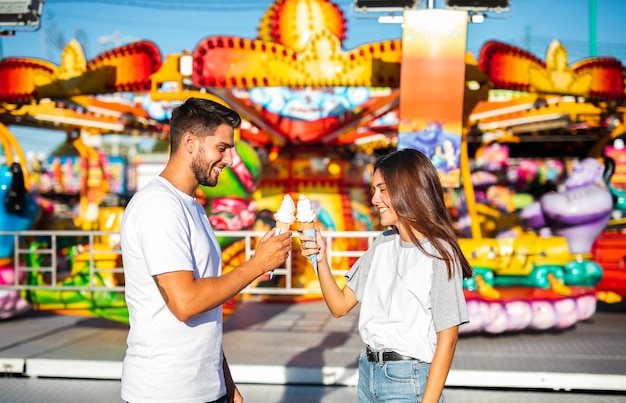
[223, 149, 234, 166]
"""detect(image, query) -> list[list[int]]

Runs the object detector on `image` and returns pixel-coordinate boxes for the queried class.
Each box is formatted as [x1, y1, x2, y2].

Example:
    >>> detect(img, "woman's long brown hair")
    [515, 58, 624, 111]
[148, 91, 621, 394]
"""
[373, 148, 473, 279]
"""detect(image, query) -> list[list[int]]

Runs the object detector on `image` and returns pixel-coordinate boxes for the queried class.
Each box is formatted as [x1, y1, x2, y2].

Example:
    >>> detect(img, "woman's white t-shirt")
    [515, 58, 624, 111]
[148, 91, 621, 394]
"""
[346, 230, 468, 362]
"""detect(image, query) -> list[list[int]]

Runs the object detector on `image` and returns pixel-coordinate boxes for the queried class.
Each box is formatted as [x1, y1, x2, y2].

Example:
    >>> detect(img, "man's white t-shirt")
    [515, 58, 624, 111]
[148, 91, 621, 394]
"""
[121, 177, 224, 403]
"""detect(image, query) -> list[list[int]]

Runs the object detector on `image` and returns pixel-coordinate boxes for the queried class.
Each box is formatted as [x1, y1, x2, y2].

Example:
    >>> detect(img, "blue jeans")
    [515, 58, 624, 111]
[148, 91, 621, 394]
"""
[357, 349, 443, 402]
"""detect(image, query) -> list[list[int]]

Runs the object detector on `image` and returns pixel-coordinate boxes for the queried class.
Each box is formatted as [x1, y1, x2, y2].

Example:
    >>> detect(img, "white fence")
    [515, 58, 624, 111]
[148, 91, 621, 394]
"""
[0, 230, 381, 296]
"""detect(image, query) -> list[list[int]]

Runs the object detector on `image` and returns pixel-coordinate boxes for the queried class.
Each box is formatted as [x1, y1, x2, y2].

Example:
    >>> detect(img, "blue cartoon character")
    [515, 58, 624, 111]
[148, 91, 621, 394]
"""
[398, 121, 460, 172]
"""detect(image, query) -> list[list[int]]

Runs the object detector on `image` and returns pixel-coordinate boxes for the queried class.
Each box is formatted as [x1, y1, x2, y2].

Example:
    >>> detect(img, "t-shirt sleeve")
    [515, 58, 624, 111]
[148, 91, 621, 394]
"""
[344, 251, 368, 302]
[431, 256, 469, 332]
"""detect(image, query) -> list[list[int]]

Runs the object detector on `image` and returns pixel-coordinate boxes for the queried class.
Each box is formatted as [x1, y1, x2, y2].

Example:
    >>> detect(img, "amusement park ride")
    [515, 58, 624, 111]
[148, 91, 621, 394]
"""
[0, 0, 625, 333]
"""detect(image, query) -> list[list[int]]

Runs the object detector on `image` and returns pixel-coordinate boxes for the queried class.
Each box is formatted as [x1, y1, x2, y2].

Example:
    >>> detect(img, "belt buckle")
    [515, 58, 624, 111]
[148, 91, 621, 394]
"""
[367, 347, 383, 363]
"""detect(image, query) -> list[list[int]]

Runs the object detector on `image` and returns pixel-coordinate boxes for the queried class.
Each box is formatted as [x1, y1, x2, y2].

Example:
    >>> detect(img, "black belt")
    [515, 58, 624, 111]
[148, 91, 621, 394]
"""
[366, 346, 415, 363]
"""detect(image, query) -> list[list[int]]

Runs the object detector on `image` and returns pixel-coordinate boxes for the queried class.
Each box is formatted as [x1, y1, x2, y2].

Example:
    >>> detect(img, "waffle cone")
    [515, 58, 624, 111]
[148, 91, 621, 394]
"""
[299, 221, 315, 230]
[275, 221, 291, 231]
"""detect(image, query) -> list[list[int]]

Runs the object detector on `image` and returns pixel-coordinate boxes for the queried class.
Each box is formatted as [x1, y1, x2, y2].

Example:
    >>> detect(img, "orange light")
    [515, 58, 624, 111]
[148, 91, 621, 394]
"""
[268, 146, 280, 162]
[328, 162, 341, 175]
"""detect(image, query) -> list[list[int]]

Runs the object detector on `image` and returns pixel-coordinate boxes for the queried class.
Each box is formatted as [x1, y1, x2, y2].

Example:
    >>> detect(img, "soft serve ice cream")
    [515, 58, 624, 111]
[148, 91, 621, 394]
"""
[296, 194, 318, 273]
[270, 194, 296, 279]
[274, 194, 296, 231]
[296, 194, 316, 225]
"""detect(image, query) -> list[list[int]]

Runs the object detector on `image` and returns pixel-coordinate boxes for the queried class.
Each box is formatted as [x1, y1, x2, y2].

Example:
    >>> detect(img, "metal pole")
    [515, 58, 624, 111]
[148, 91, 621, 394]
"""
[589, 0, 597, 57]
[524, 24, 531, 52]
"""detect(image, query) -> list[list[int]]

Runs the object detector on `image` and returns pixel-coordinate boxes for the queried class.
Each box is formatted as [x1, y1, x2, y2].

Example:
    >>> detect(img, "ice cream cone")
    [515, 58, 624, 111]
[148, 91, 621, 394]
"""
[296, 194, 318, 274]
[275, 220, 291, 234]
[271, 195, 296, 279]
[299, 222, 317, 273]
[271, 221, 290, 279]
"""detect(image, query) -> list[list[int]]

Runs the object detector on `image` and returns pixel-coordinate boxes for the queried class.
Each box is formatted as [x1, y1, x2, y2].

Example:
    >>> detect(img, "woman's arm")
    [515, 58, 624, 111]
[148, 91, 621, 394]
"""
[422, 325, 459, 403]
[223, 352, 243, 403]
[300, 226, 358, 317]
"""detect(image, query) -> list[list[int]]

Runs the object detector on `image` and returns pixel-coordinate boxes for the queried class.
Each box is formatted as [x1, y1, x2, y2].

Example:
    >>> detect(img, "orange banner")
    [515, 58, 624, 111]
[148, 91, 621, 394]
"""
[398, 9, 467, 187]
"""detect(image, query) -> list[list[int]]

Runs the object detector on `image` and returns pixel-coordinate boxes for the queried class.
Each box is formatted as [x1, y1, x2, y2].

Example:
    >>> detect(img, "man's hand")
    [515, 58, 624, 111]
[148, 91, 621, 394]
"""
[250, 228, 292, 274]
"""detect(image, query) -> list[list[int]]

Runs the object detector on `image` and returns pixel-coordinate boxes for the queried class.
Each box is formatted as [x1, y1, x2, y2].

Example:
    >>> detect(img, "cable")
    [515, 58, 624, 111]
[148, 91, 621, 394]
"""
[46, 0, 285, 11]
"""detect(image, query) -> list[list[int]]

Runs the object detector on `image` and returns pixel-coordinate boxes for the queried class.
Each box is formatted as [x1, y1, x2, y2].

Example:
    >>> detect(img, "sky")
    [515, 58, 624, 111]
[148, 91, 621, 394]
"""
[1, 0, 626, 156]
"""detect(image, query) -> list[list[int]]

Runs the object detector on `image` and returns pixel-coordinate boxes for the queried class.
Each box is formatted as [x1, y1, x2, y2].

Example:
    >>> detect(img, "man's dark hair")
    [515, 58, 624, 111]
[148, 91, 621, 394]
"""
[169, 98, 241, 154]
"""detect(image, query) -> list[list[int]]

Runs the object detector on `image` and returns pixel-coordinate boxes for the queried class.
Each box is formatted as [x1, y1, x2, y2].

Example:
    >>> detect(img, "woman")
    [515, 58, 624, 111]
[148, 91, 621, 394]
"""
[300, 149, 473, 402]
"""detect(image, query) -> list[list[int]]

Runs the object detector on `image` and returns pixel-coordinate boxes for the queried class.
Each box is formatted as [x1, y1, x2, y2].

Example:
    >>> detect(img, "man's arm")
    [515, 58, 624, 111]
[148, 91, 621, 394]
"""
[156, 230, 292, 322]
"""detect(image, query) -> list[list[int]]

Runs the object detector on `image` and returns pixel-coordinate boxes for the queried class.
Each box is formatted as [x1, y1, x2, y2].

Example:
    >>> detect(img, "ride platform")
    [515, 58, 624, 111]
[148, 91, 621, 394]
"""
[0, 299, 625, 393]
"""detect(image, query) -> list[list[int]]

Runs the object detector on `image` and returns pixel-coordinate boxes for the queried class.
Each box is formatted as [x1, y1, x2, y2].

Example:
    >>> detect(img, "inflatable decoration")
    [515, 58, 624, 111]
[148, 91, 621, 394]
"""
[201, 141, 262, 230]
[462, 287, 596, 334]
[23, 241, 128, 324]
[0, 163, 39, 256]
[459, 233, 598, 334]
[453, 156, 621, 334]
[0, 123, 39, 318]
[20, 206, 129, 323]
[520, 158, 611, 285]
[0, 263, 31, 319]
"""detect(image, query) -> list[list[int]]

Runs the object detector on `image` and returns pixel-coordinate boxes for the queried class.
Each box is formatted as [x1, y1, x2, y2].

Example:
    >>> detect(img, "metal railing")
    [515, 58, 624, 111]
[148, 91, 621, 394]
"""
[0, 229, 381, 296]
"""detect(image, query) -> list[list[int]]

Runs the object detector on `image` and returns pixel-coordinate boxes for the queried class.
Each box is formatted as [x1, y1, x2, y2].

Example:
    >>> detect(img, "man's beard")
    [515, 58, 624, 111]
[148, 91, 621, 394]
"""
[191, 151, 218, 187]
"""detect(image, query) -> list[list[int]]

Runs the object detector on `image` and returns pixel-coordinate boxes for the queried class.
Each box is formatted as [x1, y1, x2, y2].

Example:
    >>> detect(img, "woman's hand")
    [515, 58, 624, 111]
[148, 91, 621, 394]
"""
[299, 225, 325, 263]
[300, 224, 357, 318]
[230, 385, 243, 403]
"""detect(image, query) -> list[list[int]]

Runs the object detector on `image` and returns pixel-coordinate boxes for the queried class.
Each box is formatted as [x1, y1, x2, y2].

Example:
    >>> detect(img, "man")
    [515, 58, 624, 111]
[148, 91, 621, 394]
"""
[120, 98, 292, 403]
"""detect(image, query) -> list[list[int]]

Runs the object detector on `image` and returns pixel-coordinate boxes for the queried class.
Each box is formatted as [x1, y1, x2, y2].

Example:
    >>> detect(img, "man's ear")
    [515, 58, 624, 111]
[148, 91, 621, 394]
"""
[181, 131, 195, 153]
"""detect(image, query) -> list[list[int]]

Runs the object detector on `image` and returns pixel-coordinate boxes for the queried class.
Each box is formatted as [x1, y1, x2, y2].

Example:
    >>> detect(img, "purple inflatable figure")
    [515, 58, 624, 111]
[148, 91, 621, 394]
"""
[520, 158, 613, 255]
